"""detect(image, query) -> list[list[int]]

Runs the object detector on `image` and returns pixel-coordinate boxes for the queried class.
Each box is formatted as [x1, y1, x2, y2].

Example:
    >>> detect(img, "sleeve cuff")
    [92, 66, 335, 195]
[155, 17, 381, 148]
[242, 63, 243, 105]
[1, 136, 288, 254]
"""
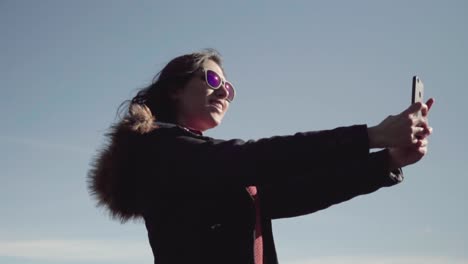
[389, 168, 404, 183]
[368, 149, 404, 187]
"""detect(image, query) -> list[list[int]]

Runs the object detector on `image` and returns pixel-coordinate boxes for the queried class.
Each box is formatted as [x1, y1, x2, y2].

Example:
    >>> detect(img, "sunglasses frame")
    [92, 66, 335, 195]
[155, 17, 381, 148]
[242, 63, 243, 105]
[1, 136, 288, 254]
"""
[201, 68, 236, 102]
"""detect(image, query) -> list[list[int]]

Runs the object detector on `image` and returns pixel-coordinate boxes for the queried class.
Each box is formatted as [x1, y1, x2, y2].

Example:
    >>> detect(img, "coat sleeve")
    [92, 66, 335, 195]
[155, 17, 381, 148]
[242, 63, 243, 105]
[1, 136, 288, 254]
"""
[149, 124, 377, 193]
[258, 149, 404, 220]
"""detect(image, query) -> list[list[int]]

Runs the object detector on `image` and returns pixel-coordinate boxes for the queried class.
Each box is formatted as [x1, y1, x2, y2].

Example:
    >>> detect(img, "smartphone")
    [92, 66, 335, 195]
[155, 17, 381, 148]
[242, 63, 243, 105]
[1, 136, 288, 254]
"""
[412, 75, 424, 118]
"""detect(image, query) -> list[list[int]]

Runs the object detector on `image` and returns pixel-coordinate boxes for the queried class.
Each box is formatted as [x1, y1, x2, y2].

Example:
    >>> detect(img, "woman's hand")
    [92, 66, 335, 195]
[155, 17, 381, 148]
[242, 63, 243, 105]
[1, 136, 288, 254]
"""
[368, 99, 434, 149]
[368, 98, 434, 169]
[387, 98, 434, 169]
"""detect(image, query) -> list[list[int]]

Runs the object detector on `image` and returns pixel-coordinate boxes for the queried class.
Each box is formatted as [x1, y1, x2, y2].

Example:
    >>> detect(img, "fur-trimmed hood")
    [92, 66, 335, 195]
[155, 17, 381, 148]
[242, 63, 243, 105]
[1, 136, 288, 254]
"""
[88, 123, 148, 222]
[88, 104, 167, 222]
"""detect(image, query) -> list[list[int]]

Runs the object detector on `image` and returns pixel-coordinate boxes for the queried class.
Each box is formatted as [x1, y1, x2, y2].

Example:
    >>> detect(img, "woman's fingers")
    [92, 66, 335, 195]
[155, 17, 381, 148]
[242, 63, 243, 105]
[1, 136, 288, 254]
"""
[404, 97, 435, 119]
[420, 138, 428, 147]
[409, 138, 428, 156]
[417, 139, 428, 154]
[422, 125, 433, 137]
[413, 138, 428, 147]
[423, 98, 435, 116]
[403, 102, 423, 116]
[411, 123, 433, 142]
[413, 126, 426, 137]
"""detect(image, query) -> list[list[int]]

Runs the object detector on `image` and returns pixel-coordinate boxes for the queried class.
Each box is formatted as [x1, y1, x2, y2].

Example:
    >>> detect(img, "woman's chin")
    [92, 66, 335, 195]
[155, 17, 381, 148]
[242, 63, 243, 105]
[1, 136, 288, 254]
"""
[188, 111, 225, 132]
[203, 114, 223, 130]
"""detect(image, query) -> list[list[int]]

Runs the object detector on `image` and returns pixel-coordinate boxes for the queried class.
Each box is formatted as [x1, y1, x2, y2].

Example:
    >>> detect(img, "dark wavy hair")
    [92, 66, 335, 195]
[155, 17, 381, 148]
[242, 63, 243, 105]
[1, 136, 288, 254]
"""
[120, 48, 224, 134]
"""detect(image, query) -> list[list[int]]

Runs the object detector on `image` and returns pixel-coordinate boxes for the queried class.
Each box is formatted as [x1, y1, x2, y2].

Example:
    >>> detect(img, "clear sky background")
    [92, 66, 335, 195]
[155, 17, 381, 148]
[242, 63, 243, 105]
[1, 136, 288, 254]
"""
[1, 0, 467, 263]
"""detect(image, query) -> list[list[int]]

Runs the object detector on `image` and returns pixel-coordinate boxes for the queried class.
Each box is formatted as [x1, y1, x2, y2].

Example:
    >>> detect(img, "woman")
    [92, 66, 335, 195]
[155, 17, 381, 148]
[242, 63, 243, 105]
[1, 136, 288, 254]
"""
[88, 49, 434, 264]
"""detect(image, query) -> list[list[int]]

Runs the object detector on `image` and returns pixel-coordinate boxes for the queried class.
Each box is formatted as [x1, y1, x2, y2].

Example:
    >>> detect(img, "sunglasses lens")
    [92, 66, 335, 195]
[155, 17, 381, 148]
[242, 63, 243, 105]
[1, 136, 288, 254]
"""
[205, 69, 235, 102]
[206, 70, 221, 88]
[225, 82, 235, 102]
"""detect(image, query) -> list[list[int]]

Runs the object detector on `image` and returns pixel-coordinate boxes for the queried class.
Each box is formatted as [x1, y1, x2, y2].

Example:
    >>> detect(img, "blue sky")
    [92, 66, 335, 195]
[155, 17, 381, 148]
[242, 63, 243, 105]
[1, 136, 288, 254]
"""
[1, 0, 467, 263]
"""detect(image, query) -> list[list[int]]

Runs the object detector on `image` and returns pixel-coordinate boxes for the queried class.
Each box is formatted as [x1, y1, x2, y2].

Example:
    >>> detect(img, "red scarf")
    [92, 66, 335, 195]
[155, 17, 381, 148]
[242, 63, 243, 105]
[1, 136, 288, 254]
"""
[246, 186, 263, 264]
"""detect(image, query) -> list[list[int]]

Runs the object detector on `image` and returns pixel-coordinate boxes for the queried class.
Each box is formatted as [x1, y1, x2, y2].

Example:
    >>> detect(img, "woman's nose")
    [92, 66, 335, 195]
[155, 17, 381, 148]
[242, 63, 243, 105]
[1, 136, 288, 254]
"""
[215, 83, 229, 99]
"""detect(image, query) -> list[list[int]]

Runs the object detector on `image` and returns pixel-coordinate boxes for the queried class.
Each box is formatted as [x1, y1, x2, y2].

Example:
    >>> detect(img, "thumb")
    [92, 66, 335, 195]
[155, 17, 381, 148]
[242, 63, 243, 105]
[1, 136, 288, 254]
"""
[403, 102, 422, 115]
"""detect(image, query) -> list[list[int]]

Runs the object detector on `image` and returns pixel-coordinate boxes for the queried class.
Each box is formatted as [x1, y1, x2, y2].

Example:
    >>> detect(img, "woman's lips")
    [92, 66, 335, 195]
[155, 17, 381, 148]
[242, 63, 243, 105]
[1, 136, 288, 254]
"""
[209, 100, 224, 112]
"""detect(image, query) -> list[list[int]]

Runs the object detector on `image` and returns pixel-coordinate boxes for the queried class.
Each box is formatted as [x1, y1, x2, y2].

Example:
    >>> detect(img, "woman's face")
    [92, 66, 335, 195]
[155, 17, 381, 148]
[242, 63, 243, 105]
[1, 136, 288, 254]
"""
[173, 59, 231, 132]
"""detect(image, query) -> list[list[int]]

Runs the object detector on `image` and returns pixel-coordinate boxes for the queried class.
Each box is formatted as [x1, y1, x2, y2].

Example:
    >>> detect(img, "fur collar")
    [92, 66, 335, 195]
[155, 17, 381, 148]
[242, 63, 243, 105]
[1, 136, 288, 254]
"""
[88, 120, 206, 222]
[88, 121, 172, 222]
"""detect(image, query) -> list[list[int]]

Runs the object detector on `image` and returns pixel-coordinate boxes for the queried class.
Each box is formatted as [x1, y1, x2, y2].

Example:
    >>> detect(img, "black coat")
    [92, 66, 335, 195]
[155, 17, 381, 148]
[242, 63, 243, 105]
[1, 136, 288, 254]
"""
[88, 122, 403, 264]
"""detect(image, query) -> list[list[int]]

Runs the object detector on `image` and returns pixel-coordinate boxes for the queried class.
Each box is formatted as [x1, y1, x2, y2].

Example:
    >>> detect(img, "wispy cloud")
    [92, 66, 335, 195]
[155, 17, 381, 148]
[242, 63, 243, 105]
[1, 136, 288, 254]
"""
[0, 239, 152, 262]
[0, 135, 93, 155]
[283, 255, 468, 264]
[1, 239, 467, 264]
